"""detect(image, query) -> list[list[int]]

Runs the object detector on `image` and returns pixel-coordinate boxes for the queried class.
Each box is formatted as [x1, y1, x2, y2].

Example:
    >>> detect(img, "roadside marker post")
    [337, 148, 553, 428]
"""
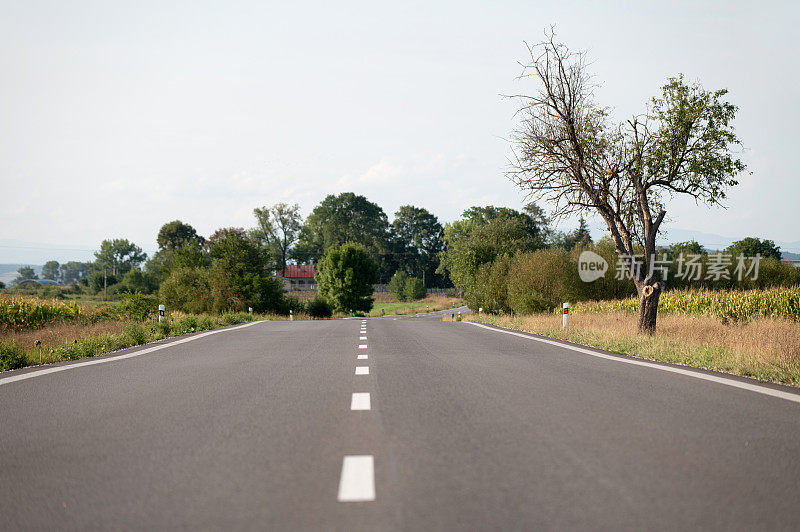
[248, 307, 253, 314]
[158, 304, 165, 324]
[562, 302, 569, 328]
[290, 310, 293, 321]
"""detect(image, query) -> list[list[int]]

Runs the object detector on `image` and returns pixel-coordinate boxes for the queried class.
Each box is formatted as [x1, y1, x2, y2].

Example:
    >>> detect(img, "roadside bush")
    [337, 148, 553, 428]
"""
[466, 257, 512, 313]
[307, 297, 333, 319]
[197, 315, 215, 331]
[159, 267, 213, 314]
[0, 342, 27, 371]
[220, 312, 250, 325]
[506, 249, 581, 314]
[174, 315, 198, 335]
[123, 321, 147, 345]
[120, 292, 158, 321]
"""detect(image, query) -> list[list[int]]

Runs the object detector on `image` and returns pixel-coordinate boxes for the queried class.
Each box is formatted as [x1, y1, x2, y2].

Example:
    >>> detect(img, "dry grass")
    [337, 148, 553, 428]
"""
[0, 321, 127, 350]
[466, 311, 800, 386]
[370, 295, 461, 317]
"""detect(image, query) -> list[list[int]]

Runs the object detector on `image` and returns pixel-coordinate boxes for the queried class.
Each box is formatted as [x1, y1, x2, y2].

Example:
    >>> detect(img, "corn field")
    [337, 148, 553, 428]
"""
[572, 286, 800, 323]
[0, 296, 84, 331]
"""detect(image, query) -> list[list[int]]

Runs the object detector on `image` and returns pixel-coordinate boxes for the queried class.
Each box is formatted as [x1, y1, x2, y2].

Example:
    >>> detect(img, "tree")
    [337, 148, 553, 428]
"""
[60, 261, 89, 284]
[14, 266, 37, 284]
[41, 261, 60, 282]
[295, 193, 390, 277]
[157, 220, 205, 250]
[726, 237, 781, 261]
[252, 203, 303, 276]
[438, 205, 549, 295]
[94, 239, 147, 277]
[316, 243, 378, 313]
[507, 33, 745, 333]
[388, 270, 410, 301]
[391, 205, 444, 287]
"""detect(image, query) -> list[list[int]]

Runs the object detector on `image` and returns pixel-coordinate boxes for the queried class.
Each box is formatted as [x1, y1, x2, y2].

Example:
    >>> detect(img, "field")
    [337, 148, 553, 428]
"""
[369, 295, 461, 317]
[466, 310, 800, 387]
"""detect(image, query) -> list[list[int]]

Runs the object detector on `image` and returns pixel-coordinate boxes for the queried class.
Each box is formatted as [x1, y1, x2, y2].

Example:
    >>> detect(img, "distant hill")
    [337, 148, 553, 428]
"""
[782, 251, 800, 261]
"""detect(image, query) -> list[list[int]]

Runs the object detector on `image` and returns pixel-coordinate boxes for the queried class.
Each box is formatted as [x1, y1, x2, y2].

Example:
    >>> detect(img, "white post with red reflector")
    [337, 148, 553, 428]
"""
[562, 302, 569, 328]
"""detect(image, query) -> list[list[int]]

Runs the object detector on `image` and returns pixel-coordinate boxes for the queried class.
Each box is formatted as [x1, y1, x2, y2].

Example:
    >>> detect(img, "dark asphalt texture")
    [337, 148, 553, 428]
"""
[1, 313, 799, 531]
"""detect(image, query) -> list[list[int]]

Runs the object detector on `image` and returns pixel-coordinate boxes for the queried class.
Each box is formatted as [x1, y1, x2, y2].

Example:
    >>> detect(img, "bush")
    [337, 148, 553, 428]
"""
[174, 315, 198, 335]
[307, 297, 333, 319]
[88, 271, 118, 294]
[159, 267, 213, 314]
[123, 322, 148, 345]
[388, 271, 409, 301]
[403, 277, 426, 301]
[317, 243, 378, 313]
[0, 342, 27, 371]
[198, 315, 215, 331]
[506, 249, 580, 314]
[120, 292, 157, 321]
[466, 257, 512, 313]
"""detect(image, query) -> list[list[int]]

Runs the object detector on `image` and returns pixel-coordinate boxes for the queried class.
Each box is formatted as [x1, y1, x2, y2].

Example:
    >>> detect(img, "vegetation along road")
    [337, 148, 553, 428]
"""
[1, 313, 798, 530]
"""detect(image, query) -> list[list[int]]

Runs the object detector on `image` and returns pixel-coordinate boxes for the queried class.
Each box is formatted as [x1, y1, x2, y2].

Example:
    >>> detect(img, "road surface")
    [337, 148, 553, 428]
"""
[1, 311, 799, 530]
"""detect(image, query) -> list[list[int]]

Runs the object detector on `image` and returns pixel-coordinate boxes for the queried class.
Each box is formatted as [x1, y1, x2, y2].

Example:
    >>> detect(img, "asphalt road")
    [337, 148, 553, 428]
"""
[1, 311, 799, 530]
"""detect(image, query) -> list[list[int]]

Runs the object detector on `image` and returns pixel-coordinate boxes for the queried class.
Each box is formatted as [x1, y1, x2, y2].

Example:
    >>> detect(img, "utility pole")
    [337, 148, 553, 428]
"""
[104, 268, 107, 301]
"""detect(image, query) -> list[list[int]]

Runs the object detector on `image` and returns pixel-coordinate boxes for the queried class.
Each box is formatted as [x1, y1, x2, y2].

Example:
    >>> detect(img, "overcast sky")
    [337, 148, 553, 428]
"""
[1, 0, 797, 257]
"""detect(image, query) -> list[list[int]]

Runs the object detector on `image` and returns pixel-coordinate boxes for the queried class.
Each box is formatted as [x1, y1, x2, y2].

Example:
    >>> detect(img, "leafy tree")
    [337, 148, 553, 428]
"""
[14, 266, 37, 284]
[726, 237, 782, 261]
[438, 205, 549, 296]
[252, 203, 303, 276]
[94, 239, 147, 277]
[668, 240, 705, 256]
[403, 277, 426, 301]
[295, 193, 390, 277]
[157, 220, 205, 250]
[391, 205, 444, 287]
[60, 261, 89, 284]
[551, 216, 593, 251]
[507, 34, 745, 333]
[88, 271, 117, 293]
[0, 281, 5, 289]
[120, 269, 159, 294]
[388, 270, 409, 301]
[159, 267, 213, 314]
[41, 260, 60, 282]
[316, 243, 378, 313]
[205, 227, 248, 251]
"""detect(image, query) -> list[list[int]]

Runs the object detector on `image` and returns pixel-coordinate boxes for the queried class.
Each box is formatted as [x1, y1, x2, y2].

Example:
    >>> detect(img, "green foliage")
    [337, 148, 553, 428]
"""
[726, 237, 782, 261]
[0, 296, 83, 330]
[59, 261, 90, 284]
[157, 220, 204, 250]
[94, 238, 147, 277]
[306, 297, 333, 319]
[122, 321, 148, 345]
[120, 292, 157, 321]
[0, 342, 27, 371]
[88, 271, 117, 293]
[159, 267, 213, 314]
[120, 269, 158, 294]
[316, 242, 378, 313]
[388, 271, 409, 301]
[15, 266, 37, 283]
[392, 205, 444, 286]
[466, 257, 513, 313]
[252, 202, 302, 275]
[403, 277, 426, 301]
[41, 260, 60, 281]
[295, 193, 391, 278]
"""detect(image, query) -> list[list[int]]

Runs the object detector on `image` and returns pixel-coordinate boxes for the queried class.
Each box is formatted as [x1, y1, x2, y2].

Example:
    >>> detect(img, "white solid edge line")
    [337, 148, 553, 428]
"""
[466, 322, 800, 405]
[0, 321, 261, 387]
[338, 455, 375, 502]
[355, 366, 369, 375]
[350, 392, 371, 410]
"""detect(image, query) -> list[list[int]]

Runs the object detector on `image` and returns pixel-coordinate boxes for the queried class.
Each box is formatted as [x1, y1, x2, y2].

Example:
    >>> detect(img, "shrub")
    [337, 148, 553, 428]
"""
[307, 297, 333, 319]
[123, 321, 148, 345]
[316, 243, 378, 313]
[467, 257, 512, 313]
[0, 342, 27, 371]
[389, 271, 409, 301]
[403, 277, 426, 301]
[175, 315, 198, 335]
[198, 315, 215, 331]
[159, 267, 213, 314]
[120, 292, 157, 321]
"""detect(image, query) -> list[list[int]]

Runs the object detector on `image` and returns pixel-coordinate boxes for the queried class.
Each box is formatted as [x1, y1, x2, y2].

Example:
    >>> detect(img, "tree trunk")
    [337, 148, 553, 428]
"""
[636, 283, 661, 334]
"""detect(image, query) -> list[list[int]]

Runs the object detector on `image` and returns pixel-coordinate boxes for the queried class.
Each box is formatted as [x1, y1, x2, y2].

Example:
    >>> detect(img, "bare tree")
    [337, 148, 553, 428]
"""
[507, 31, 746, 333]
[252, 203, 303, 276]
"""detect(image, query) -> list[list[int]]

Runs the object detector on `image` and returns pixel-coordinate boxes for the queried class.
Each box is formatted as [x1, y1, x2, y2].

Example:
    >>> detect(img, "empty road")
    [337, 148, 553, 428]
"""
[2, 312, 799, 530]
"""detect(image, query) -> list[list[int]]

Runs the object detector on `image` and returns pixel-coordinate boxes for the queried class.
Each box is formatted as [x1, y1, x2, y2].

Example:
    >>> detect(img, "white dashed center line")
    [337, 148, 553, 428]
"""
[355, 366, 369, 375]
[360, 336, 367, 340]
[338, 455, 375, 502]
[358, 344, 368, 349]
[357, 354, 368, 360]
[350, 392, 371, 410]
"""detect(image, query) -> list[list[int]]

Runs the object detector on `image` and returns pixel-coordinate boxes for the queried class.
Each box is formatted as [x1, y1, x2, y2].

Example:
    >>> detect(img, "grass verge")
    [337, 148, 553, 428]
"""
[370, 295, 461, 317]
[0, 311, 307, 373]
[464, 311, 800, 387]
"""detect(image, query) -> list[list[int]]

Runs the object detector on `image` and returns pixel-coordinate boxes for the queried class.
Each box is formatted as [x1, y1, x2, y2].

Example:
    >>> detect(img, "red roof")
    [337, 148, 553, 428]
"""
[281, 264, 317, 279]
